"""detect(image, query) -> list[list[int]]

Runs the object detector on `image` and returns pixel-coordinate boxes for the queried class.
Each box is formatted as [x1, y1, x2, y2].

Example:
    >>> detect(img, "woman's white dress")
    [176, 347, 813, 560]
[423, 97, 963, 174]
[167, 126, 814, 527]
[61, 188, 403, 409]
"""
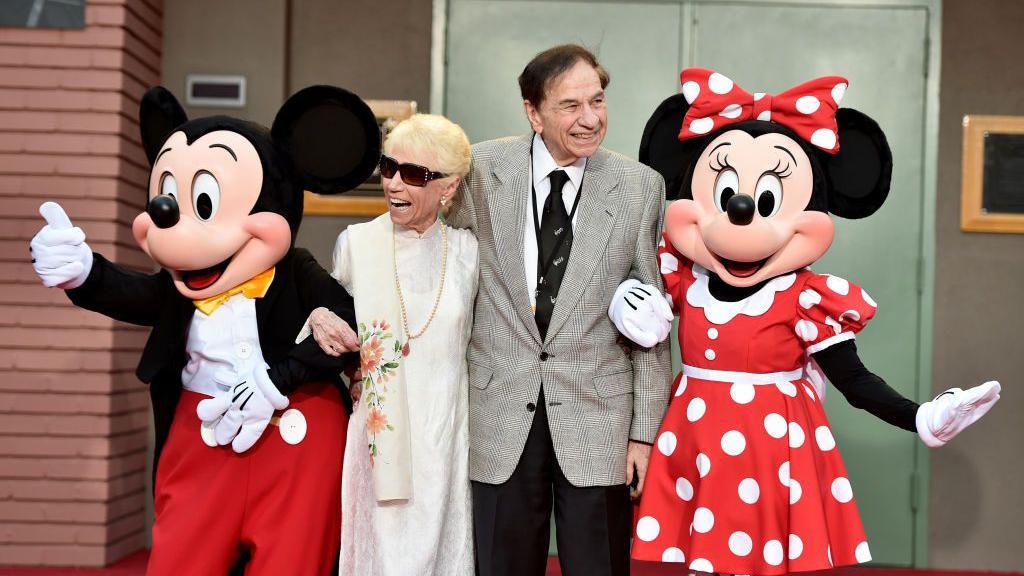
[335, 218, 477, 576]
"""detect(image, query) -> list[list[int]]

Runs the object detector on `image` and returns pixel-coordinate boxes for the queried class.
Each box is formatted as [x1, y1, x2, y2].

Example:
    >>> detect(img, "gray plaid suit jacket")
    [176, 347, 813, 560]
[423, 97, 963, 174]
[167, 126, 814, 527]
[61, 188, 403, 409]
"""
[448, 135, 672, 487]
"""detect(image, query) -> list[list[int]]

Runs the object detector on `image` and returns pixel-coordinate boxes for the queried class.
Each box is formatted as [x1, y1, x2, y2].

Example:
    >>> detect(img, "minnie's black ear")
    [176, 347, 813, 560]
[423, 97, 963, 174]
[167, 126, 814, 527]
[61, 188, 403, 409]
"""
[824, 108, 893, 219]
[140, 87, 188, 165]
[639, 93, 706, 200]
[271, 85, 381, 195]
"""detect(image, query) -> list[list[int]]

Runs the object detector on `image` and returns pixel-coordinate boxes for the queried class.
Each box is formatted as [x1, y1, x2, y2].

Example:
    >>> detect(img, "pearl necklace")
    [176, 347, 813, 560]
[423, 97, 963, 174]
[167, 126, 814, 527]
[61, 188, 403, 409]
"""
[393, 220, 447, 354]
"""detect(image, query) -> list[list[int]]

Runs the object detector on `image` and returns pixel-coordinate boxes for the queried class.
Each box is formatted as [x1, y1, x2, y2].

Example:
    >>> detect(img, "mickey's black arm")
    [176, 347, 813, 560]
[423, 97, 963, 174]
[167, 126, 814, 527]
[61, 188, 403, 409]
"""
[266, 248, 357, 396]
[66, 252, 168, 327]
[293, 247, 356, 327]
[812, 339, 919, 432]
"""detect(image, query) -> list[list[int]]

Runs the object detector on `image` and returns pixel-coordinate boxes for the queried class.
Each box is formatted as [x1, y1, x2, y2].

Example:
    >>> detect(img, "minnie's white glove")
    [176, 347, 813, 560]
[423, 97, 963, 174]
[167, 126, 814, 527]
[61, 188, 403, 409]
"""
[197, 360, 289, 453]
[30, 202, 93, 289]
[608, 278, 674, 348]
[916, 380, 1001, 448]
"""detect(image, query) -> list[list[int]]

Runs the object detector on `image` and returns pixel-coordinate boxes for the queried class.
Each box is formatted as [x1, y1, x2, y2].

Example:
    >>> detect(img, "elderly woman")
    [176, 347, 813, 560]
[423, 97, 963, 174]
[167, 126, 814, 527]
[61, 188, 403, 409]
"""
[308, 114, 476, 575]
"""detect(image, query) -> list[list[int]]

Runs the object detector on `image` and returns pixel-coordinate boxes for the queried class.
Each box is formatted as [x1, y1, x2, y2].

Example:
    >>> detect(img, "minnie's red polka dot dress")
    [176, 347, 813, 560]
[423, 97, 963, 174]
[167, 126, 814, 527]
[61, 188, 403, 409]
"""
[631, 234, 878, 575]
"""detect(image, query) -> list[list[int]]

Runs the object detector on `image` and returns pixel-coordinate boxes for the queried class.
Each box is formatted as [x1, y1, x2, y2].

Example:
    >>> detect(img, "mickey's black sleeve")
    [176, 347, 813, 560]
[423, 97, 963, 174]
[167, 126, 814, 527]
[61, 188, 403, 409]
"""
[266, 248, 355, 397]
[292, 247, 355, 327]
[66, 252, 167, 326]
[811, 340, 919, 432]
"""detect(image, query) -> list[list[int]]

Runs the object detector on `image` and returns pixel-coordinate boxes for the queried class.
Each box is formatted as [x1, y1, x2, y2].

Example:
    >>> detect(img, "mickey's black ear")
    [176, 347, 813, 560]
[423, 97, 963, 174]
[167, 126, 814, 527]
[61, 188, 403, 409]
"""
[140, 87, 188, 165]
[824, 108, 893, 219]
[271, 85, 381, 195]
[639, 93, 706, 200]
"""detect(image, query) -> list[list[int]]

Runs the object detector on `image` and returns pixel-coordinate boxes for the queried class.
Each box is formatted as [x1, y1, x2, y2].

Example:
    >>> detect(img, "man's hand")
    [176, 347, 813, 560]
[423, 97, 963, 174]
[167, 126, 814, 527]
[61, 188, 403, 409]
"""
[625, 440, 652, 499]
[308, 307, 359, 356]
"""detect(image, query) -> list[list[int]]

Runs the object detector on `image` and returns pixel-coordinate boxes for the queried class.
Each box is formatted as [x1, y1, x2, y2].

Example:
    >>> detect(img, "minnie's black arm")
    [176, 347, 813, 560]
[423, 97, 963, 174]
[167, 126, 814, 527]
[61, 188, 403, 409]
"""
[811, 340, 919, 432]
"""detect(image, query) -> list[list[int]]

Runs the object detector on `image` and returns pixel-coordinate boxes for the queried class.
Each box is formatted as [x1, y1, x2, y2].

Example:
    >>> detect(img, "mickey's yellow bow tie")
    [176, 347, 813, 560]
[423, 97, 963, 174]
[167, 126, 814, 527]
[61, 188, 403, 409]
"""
[193, 267, 276, 315]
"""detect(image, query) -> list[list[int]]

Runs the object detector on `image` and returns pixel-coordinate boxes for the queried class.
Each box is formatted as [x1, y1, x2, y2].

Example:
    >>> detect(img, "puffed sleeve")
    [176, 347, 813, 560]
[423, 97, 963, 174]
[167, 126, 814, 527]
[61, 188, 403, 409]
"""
[331, 229, 354, 293]
[657, 232, 687, 315]
[794, 273, 878, 354]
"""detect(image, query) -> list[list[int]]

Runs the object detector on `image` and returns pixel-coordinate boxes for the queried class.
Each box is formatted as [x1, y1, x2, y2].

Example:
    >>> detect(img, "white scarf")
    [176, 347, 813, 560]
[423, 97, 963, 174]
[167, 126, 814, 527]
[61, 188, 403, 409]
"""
[348, 213, 413, 501]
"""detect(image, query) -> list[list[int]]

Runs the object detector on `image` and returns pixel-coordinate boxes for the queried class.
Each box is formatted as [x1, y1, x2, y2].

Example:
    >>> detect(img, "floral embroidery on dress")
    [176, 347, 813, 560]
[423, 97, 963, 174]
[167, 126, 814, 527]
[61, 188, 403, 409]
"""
[358, 318, 404, 461]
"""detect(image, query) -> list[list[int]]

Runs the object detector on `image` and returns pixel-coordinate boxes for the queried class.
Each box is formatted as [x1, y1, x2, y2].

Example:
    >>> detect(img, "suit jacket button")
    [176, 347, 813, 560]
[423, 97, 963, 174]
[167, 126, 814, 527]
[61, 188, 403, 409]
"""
[539, 352, 549, 361]
[526, 402, 536, 412]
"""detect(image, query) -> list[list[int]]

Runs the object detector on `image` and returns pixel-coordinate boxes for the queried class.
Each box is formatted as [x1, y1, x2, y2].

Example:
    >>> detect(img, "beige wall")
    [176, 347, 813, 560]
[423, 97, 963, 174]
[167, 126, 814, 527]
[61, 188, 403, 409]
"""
[928, 0, 1024, 571]
[162, 0, 287, 125]
[162, 0, 433, 123]
[289, 0, 433, 109]
[162, 0, 434, 258]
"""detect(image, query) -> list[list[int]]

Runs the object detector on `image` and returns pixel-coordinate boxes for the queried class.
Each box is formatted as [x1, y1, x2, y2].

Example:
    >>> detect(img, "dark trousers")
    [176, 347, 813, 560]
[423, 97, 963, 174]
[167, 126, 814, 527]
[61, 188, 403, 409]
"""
[473, 388, 632, 576]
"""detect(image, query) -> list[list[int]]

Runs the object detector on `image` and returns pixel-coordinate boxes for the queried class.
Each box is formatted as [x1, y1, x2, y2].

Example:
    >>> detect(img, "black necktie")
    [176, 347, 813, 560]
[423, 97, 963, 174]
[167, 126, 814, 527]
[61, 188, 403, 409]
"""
[535, 169, 573, 339]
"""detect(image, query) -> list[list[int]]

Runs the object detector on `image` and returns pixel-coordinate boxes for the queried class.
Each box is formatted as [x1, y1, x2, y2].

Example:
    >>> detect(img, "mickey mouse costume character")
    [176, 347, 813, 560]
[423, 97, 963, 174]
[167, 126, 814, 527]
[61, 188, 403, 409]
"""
[610, 69, 1001, 574]
[29, 85, 380, 575]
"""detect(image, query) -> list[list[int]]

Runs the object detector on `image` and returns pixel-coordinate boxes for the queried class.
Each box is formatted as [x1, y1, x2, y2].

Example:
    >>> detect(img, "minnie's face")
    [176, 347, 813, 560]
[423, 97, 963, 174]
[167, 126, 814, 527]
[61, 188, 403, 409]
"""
[665, 129, 835, 287]
[132, 130, 292, 300]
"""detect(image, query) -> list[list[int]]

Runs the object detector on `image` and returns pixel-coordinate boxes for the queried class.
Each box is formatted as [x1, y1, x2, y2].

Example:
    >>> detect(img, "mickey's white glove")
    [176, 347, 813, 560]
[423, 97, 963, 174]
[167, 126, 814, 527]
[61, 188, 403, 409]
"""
[196, 360, 289, 453]
[916, 380, 1001, 448]
[608, 279, 673, 348]
[30, 202, 93, 289]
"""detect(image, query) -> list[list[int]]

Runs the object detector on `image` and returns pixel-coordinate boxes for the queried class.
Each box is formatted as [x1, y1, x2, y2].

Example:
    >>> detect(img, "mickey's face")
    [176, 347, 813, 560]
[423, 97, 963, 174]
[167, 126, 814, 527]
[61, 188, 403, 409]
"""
[665, 129, 835, 287]
[132, 130, 292, 300]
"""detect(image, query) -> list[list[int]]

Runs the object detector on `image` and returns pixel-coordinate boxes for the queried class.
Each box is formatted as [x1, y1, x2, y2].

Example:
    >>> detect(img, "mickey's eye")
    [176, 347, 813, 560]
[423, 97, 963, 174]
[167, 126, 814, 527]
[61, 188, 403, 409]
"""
[192, 171, 220, 221]
[755, 173, 783, 218]
[160, 172, 177, 198]
[713, 168, 739, 212]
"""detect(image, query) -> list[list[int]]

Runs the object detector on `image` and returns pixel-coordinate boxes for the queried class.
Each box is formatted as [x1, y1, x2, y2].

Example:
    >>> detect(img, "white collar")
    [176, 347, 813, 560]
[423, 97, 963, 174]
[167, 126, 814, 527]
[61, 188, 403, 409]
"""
[686, 263, 796, 325]
[531, 132, 586, 190]
[393, 216, 441, 240]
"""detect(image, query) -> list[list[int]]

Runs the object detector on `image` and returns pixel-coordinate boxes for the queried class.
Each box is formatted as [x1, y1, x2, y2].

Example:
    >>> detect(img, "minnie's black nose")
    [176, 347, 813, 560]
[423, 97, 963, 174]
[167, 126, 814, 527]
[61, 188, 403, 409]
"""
[726, 194, 755, 226]
[148, 195, 180, 229]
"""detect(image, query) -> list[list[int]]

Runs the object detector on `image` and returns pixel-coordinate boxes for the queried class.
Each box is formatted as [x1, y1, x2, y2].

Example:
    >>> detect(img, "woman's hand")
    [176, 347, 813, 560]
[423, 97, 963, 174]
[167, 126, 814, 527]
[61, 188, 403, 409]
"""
[342, 361, 363, 404]
[309, 307, 359, 356]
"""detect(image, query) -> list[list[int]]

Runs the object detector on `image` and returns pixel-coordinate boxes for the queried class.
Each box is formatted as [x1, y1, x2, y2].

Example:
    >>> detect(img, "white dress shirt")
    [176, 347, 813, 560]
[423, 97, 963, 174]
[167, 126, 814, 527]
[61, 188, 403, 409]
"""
[525, 133, 587, 309]
[181, 294, 265, 397]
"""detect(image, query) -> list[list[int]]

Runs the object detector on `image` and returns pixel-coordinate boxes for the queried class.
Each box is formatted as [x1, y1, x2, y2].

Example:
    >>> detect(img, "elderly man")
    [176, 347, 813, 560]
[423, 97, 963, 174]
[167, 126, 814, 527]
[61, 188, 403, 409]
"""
[448, 44, 671, 576]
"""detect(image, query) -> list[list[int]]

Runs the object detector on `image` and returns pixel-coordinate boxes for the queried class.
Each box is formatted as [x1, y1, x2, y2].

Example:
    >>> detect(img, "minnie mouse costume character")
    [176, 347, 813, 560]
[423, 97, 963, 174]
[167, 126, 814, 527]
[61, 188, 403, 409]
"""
[29, 85, 380, 575]
[610, 69, 1001, 574]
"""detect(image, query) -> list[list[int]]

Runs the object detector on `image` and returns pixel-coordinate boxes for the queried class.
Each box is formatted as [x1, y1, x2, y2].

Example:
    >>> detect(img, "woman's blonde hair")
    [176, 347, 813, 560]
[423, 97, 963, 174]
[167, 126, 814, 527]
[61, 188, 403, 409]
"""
[383, 113, 471, 178]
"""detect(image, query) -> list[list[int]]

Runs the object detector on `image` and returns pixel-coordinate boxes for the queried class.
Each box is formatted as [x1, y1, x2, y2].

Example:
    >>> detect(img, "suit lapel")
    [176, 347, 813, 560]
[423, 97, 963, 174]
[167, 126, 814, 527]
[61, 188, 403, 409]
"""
[488, 136, 542, 344]
[545, 148, 617, 343]
[255, 249, 290, 333]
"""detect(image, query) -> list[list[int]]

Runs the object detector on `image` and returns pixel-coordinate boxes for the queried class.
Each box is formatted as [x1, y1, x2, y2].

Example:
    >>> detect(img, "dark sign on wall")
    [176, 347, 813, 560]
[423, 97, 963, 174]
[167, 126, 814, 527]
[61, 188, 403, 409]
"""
[983, 133, 1024, 214]
[961, 115, 1024, 233]
[0, 0, 85, 29]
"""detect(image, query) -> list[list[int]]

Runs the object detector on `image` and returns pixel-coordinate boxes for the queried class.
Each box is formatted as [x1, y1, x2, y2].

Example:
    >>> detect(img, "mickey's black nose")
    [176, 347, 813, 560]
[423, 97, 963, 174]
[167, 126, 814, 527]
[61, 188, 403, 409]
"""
[726, 194, 755, 226]
[148, 195, 180, 229]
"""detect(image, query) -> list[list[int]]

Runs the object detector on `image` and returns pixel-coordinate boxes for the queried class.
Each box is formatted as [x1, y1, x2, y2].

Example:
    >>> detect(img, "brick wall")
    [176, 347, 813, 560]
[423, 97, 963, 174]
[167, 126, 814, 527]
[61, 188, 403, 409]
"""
[0, 0, 162, 567]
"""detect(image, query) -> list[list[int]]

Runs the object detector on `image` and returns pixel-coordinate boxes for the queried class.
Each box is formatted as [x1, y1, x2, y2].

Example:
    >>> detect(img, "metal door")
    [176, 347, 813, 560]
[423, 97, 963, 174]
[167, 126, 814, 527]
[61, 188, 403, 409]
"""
[445, 0, 684, 158]
[442, 0, 933, 564]
[689, 3, 929, 564]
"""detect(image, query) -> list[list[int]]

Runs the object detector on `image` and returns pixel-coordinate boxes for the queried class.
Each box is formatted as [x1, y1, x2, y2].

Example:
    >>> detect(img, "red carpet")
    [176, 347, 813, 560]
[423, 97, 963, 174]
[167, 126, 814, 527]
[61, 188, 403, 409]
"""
[545, 557, 1021, 576]
[2, 552, 1021, 576]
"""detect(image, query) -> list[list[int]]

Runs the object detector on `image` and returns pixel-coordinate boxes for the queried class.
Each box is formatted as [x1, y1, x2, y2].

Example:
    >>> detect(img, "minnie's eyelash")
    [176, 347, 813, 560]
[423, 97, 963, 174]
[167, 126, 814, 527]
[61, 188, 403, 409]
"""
[769, 158, 793, 179]
[710, 152, 792, 178]
[710, 151, 733, 173]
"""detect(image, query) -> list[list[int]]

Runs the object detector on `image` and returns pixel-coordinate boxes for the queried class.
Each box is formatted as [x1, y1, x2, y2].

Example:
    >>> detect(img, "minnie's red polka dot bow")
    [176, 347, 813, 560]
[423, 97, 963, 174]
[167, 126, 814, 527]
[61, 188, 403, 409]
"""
[677, 68, 849, 154]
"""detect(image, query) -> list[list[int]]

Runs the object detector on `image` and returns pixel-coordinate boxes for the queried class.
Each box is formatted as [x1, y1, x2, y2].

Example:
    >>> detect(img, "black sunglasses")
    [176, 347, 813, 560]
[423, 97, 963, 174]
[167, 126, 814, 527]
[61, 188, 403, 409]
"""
[379, 155, 448, 187]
